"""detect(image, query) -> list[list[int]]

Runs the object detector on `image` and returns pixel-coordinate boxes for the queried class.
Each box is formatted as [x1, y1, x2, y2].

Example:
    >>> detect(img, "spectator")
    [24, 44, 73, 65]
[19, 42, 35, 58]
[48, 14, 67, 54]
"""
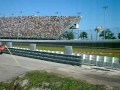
[0, 16, 80, 39]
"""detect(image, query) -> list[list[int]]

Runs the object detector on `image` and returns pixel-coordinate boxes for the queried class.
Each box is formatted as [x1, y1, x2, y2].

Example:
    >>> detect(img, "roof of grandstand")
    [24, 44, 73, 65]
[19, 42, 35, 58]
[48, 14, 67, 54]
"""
[0, 16, 80, 39]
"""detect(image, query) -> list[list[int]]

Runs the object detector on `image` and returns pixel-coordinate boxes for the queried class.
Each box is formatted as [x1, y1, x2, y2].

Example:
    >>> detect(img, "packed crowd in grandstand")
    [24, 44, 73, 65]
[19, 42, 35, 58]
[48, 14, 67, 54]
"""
[0, 16, 80, 39]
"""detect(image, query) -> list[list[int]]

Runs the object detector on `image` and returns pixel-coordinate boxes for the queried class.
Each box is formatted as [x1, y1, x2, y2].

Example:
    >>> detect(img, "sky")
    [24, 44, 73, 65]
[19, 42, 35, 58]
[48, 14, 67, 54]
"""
[0, 0, 120, 38]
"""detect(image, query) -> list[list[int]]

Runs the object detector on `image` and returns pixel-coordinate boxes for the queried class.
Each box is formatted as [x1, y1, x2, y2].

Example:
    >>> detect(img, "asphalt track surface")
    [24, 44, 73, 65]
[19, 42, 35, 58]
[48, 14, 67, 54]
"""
[0, 54, 120, 88]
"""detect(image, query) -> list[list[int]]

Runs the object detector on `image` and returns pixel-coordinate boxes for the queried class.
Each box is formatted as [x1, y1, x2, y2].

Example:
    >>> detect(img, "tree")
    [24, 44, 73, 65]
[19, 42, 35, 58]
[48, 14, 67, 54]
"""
[99, 29, 116, 39]
[95, 26, 103, 40]
[118, 33, 120, 39]
[79, 32, 87, 39]
[63, 31, 74, 40]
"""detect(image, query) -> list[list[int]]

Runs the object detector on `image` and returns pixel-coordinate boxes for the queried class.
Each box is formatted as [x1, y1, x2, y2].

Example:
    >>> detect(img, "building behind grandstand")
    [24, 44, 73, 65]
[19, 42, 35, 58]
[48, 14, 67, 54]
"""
[0, 16, 81, 40]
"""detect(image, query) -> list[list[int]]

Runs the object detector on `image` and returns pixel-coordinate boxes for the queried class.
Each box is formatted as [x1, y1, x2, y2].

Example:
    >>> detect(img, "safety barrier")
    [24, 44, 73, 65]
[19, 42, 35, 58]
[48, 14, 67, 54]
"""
[3, 48, 120, 69]
[82, 54, 120, 69]
[3, 48, 82, 66]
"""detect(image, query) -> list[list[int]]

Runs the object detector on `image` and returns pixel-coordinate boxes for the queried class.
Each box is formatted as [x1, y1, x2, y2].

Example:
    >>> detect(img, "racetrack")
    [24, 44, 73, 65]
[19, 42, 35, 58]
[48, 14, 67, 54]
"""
[0, 54, 120, 88]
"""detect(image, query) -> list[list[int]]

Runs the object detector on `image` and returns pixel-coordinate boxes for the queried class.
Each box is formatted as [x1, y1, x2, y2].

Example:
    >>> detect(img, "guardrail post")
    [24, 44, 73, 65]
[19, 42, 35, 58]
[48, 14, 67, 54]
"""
[89, 55, 92, 65]
[96, 56, 99, 66]
[30, 43, 36, 51]
[103, 56, 107, 67]
[0, 42, 2, 45]
[64, 46, 73, 55]
[82, 54, 85, 64]
[6, 42, 12, 48]
[112, 57, 115, 69]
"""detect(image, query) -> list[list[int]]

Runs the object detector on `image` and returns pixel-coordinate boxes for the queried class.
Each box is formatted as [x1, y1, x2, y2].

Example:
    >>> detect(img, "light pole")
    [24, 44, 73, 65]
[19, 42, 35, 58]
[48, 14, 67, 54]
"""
[116, 27, 120, 39]
[103, 6, 108, 39]
[91, 30, 92, 40]
[77, 12, 81, 39]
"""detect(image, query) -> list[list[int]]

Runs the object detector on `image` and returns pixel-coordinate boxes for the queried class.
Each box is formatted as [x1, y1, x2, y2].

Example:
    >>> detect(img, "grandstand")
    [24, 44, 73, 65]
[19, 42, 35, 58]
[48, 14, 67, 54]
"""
[0, 16, 80, 40]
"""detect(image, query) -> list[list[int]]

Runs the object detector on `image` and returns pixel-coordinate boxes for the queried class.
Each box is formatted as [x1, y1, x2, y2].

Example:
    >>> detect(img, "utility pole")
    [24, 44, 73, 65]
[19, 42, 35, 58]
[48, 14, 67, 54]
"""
[103, 6, 108, 40]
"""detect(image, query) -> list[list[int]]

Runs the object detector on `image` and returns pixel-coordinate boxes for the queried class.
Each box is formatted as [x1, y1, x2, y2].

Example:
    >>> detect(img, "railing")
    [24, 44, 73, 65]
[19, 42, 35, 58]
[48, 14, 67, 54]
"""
[1, 39, 120, 49]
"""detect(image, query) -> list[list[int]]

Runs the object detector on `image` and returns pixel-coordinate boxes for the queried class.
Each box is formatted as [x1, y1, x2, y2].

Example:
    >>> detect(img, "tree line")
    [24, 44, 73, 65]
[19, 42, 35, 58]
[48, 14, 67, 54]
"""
[63, 29, 120, 40]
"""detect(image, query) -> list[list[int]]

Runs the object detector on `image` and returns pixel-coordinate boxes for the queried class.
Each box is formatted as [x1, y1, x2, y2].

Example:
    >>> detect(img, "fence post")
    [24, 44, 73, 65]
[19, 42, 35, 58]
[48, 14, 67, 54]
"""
[6, 42, 12, 48]
[112, 57, 115, 69]
[96, 56, 99, 66]
[30, 43, 36, 51]
[103, 56, 107, 67]
[64, 46, 73, 55]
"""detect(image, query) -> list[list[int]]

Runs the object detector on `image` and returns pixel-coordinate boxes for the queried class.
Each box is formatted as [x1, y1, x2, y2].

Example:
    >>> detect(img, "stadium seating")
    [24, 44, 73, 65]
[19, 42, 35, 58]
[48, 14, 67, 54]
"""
[0, 16, 80, 39]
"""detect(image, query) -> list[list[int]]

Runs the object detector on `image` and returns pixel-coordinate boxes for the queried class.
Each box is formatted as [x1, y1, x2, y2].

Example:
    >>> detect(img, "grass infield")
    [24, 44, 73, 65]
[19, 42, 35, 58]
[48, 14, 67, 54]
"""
[12, 43, 120, 58]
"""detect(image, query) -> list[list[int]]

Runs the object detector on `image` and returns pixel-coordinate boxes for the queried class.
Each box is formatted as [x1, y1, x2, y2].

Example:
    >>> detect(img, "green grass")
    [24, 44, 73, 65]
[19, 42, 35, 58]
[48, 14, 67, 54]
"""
[13, 44, 120, 57]
[0, 71, 108, 90]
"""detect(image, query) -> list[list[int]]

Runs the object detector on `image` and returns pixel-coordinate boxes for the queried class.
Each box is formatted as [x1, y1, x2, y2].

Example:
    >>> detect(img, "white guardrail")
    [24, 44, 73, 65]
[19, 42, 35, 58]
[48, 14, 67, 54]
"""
[82, 54, 120, 69]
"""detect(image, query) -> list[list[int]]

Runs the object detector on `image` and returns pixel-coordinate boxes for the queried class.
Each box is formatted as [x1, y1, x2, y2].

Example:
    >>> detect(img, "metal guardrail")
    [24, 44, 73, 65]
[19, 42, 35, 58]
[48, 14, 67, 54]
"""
[3, 48, 82, 66]
[1, 39, 120, 43]
[82, 54, 120, 69]
[3, 48, 120, 69]
[1, 39, 120, 48]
